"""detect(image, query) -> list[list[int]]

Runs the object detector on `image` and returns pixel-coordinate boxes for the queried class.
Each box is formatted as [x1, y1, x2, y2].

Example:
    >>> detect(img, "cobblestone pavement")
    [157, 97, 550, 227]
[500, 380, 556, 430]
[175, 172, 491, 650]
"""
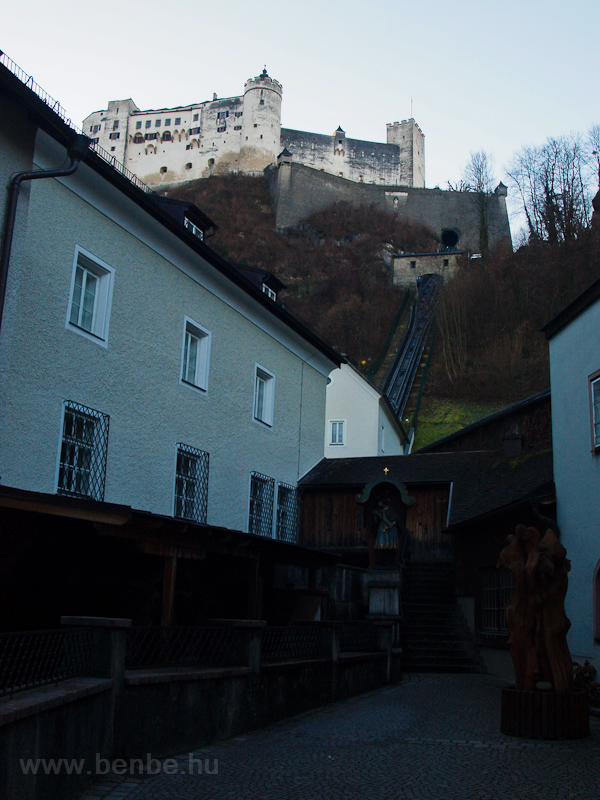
[81, 674, 600, 800]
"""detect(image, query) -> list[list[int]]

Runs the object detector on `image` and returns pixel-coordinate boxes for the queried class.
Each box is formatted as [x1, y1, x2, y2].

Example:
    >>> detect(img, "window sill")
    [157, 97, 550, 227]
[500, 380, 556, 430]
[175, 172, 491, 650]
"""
[253, 416, 273, 430]
[66, 322, 107, 347]
[180, 378, 207, 395]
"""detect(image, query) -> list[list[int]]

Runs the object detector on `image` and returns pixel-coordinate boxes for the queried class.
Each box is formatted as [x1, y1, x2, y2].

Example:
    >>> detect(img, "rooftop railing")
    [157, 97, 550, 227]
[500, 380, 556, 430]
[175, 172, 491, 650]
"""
[0, 50, 154, 196]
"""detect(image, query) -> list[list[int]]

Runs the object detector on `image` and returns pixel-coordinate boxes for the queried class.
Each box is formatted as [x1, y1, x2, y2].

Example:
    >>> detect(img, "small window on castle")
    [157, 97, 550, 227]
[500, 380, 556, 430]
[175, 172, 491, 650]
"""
[260, 134, 263, 139]
[185, 162, 192, 170]
[443, 259, 449, 267]
[145, 120, 151, 129]
[160, 166, 167, 174]
[113, 121, 119, 130]
[235, 111, 243, 117]
[208, 158, 215, 166]
[110, 147, 115, 152]
[245, 136, 248, 141]
[410, 261, 417, 269]
[193, 113, 199, 121]
[234, 125, 242, 130]
[136, 121, 142, 130]
[165, 118, 171, 126]
[155, 119, 161, 127]
[109, 132, 120, 140]
[175, 117, 181, 125]
[162, 131, 171, 141]
[217, 126, 226, 133]
[191, 127, 200, 135]
[260, 99, 264, 105]
[89, 126, 93, 132]
[186, 144, 191, 150]
[254, 124, 258, 128]
[145, 133, 157, 141]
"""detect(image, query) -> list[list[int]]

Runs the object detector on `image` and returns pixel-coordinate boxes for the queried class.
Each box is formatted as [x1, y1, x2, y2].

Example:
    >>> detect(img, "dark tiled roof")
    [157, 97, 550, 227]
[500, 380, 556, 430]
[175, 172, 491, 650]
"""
[542, 278, 600, 339]
[300, 450, 554, 529]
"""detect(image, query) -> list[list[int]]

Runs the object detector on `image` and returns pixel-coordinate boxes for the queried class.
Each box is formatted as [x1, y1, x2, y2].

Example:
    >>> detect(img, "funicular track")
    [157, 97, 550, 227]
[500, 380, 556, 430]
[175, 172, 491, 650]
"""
[382, 274, 441, 419]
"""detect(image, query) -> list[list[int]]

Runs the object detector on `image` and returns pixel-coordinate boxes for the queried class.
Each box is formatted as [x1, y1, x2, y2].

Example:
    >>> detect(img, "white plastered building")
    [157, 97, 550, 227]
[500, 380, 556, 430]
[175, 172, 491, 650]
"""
[325, 362, 407, 458]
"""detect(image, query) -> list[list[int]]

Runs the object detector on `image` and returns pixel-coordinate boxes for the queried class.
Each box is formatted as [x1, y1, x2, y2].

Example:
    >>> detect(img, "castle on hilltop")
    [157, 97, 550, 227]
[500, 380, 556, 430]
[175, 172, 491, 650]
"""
[83, 69, 425, 190]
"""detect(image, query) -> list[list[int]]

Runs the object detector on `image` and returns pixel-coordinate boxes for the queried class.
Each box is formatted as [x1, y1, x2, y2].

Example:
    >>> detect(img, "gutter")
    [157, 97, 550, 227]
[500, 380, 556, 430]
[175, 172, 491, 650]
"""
[0, 133, 91, 334]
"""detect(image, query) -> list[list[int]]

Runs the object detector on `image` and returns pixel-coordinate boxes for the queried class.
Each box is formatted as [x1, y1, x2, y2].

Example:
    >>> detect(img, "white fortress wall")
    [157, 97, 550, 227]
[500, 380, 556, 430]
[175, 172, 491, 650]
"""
[82, 71, 425, 190]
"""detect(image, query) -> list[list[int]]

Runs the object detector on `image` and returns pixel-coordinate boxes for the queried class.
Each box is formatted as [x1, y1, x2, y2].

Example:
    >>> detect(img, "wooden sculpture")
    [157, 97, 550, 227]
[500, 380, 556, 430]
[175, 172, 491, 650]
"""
[498, 525, 573, 692]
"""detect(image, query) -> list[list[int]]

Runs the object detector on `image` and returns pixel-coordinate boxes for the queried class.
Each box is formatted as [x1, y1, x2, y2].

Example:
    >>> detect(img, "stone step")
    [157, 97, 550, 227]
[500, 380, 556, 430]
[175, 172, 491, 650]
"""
[404, 641, 475, 653]
[402, 663, 485, 673]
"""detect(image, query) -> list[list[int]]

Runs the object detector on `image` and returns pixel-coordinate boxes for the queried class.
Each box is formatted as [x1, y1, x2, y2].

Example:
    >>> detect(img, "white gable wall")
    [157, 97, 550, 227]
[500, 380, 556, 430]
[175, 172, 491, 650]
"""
[325, 363, 404, 458]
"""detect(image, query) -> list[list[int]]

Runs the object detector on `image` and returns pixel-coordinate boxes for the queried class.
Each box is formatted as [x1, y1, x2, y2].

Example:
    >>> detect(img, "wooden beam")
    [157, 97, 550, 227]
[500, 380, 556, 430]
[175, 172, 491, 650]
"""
[162, 551, 178, 627]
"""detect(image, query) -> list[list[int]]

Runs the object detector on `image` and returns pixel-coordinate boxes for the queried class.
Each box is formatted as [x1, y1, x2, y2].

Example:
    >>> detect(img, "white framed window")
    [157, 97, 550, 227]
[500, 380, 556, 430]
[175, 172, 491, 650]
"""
[56, 401, 109, 501]
[174, 443, 209, 523]
[330, 420, 345, 446]
[276, 482, 298, 543]
[66, 247, 114, 346]
[590, 372, 600, 451]
[253, 364, 275, 427]
[181, 317, 211, 392]
[248, 472, 275, 537]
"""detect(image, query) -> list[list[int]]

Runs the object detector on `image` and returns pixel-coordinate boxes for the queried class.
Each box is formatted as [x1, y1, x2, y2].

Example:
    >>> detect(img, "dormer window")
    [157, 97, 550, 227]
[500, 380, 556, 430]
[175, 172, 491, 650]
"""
[184, 217, 204, 241]
[262, 284, 276, 301]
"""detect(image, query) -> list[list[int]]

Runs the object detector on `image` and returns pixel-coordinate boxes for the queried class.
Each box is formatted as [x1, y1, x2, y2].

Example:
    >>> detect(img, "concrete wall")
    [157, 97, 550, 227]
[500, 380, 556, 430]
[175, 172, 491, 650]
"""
[0, 679, 113, 800]
[392, 252, 462, 287]
[549, 301, 600, 669]
[324, 364, 404, 458]
[0, 125, 333, 535]
[266, 162, 511, 252]
[0, 619, 399, 799]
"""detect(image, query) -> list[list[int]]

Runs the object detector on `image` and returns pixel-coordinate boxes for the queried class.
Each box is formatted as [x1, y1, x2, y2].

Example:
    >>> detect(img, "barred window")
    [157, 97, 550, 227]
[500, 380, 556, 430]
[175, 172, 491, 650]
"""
[481, 567, 514, 633]
[276, 482, 298, 543]
[57, 401, 109, 501]
[174, 444, 209, 523]
[249, 472, 274, 537]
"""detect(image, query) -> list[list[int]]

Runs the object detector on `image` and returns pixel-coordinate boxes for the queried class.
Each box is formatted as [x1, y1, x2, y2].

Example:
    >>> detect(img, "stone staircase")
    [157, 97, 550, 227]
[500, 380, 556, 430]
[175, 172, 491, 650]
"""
[400, 561, 485, 673]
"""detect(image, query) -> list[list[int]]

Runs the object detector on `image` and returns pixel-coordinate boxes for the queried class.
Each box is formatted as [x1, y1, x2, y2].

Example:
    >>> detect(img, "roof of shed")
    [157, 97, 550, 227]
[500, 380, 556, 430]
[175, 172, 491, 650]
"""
[300, 449, 554, 529]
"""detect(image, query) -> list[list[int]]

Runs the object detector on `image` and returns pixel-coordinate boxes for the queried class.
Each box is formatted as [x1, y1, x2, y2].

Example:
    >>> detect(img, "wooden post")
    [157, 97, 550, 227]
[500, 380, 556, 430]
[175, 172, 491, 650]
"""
[162, 550, 178, 627]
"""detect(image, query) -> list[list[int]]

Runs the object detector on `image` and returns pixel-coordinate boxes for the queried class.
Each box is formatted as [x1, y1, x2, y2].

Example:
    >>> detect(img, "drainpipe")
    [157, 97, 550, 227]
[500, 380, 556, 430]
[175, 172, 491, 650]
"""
[0, 133, 91, 334]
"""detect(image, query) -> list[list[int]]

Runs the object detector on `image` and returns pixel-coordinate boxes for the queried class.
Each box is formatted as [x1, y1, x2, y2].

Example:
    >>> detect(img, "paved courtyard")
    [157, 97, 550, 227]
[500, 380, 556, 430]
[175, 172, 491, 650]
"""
[81, 674, 600, 800]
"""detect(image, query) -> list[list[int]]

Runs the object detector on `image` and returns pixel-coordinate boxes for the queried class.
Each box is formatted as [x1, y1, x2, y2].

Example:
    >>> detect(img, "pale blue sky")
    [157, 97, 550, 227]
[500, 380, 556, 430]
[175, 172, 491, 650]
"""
[3, 0, 598, 213]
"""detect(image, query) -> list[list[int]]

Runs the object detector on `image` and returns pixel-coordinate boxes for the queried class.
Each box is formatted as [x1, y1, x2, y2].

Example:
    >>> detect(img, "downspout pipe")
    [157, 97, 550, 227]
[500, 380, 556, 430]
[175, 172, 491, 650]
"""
[0, 133, 91, 334]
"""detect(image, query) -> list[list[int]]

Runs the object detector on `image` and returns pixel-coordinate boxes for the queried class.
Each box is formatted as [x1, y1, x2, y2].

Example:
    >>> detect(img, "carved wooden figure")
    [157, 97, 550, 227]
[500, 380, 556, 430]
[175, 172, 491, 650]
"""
[498, 525, 573, 692]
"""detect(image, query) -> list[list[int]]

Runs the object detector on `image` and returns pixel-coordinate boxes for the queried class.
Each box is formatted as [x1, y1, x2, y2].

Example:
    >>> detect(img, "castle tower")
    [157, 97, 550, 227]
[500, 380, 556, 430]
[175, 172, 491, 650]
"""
[386, 119, 425, 188]
[239, 69, 282, 174]
[83, 99, 139, 165]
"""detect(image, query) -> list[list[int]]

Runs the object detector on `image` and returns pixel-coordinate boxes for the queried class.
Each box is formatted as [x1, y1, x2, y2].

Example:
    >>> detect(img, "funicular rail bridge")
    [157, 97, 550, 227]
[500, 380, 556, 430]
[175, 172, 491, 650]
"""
[382, 274, 441, 419]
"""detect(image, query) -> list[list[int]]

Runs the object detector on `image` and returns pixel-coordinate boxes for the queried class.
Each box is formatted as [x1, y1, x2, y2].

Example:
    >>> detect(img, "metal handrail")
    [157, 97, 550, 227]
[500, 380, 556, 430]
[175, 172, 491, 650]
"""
[0, 51, 154, 196]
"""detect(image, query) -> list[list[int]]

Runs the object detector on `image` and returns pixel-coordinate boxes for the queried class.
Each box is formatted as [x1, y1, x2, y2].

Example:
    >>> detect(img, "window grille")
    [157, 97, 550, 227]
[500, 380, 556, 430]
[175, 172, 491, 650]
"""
[57, 401, 109, 501]
[481, 567, 514, 633]
[276, 482, 298, 543]
[249, 472, 274, 537]
[174, 444, 209, 523]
